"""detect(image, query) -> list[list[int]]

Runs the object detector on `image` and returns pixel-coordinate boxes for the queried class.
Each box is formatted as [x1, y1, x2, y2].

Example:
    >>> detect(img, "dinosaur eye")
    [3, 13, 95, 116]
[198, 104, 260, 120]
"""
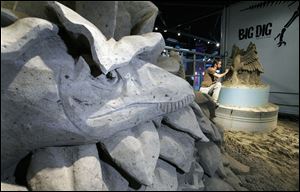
[106, 72, 113, 80]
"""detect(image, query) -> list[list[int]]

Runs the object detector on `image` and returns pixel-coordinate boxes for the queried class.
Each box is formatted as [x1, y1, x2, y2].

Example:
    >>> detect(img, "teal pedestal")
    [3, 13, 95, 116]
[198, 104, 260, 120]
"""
[218, 86, 270, 107]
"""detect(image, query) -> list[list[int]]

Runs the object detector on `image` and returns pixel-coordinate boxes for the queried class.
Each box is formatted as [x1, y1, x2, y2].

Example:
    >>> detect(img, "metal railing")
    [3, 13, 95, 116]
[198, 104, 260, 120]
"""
[164, 46, 221, 90]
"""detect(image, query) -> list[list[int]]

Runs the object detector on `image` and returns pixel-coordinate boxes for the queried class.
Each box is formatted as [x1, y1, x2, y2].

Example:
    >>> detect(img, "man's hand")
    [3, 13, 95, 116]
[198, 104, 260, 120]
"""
[225, 68, 229, 73]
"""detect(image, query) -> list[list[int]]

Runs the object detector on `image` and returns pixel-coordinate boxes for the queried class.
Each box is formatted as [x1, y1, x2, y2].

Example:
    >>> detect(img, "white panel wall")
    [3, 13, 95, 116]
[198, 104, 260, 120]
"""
[221, 1, 299, 115]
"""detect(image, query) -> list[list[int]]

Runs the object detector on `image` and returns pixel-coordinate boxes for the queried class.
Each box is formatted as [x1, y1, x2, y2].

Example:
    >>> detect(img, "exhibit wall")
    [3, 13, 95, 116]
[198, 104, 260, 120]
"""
[221, 1, 299, 115]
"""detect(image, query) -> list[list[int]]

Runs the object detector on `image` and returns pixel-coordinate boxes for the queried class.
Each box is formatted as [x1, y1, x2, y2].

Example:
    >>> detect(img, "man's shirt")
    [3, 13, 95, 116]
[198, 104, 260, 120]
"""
[201, 67, 217, 87]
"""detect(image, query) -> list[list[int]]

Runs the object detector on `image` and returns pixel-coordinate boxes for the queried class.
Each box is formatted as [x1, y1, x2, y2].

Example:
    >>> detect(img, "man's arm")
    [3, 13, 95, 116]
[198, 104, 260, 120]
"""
[213, 69, 229, 78]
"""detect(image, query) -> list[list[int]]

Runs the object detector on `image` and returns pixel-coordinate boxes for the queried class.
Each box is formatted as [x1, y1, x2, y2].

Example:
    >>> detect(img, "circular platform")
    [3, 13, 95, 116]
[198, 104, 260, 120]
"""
[214, 103, 279, 133]
[218, 86, 270, 107]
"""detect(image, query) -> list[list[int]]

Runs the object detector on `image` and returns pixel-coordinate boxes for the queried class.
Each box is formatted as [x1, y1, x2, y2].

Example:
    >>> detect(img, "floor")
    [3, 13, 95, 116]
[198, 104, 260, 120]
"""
[223, 115, 299, 191]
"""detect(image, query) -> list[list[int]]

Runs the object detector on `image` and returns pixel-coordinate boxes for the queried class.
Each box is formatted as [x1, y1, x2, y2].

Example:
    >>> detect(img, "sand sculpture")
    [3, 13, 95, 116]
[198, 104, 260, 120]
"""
[215, 42, 278, 133]
[1, 1, 247, 191]
[223, 42, 265, 87]
[156, 50, 186, 79]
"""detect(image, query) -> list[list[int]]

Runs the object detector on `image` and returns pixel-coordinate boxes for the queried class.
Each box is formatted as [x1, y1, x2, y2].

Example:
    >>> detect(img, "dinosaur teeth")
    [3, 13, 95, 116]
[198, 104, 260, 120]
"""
[158, 95, 194, 113]
[171, 102, 176, 112]
[188, 95, 193, 103]
[158, 103, 163, 111]
[182, 98, 186, 107]
[178, 100, 183, 109]
[167, 103, 172, 113]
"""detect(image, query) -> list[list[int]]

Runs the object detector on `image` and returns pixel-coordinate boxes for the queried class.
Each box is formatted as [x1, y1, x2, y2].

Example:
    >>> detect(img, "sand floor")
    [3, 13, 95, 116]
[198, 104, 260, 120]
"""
[223, 116, 299, 191]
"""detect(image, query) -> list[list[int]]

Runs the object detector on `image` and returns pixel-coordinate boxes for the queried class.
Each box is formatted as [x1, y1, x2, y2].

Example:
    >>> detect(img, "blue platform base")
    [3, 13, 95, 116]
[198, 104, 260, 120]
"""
[218, 86, 270, 107]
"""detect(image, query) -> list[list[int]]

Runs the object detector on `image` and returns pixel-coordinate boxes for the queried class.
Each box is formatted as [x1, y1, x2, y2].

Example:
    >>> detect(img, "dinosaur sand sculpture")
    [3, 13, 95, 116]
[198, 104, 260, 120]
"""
[1, 1, 247, 191]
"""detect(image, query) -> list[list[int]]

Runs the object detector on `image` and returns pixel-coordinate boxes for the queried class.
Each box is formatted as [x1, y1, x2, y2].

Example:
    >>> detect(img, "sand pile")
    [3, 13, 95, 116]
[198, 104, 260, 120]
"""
[224, 118, 299, 191]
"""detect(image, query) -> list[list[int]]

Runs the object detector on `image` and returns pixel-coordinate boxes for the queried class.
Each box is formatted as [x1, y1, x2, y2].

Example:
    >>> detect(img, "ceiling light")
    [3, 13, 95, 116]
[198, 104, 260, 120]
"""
[208, 41, 210, 44]
[177, 32, 181, 36]
[216, 43, 220, 47]
[155, 27, 158, 30]
[164, 29, 167, 32]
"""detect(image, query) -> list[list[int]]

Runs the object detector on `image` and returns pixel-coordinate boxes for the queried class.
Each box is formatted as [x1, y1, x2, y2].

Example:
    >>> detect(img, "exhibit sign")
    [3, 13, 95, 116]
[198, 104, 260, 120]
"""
[221, 1, 299, 115]
[238, 22, 272, 40]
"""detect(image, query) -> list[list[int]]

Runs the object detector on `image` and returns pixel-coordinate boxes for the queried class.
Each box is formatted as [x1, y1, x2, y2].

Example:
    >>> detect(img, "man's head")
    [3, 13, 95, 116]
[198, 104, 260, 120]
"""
[213, 59, 222, 69]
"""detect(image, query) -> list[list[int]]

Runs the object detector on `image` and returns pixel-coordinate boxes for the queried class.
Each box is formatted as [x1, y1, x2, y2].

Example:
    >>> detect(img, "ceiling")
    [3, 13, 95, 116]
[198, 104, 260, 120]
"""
[151, 1, 240, 51]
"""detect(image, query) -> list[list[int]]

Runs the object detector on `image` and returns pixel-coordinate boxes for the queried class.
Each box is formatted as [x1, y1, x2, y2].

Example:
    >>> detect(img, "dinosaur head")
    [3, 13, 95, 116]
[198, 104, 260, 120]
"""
[60, 54, 194, 139]
[1, 3, 194, 175]
[46, 1, 195, 139]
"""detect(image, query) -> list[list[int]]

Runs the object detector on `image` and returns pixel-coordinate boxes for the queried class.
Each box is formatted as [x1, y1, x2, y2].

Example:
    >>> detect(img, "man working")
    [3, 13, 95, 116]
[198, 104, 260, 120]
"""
[200, 59, 229, 105]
